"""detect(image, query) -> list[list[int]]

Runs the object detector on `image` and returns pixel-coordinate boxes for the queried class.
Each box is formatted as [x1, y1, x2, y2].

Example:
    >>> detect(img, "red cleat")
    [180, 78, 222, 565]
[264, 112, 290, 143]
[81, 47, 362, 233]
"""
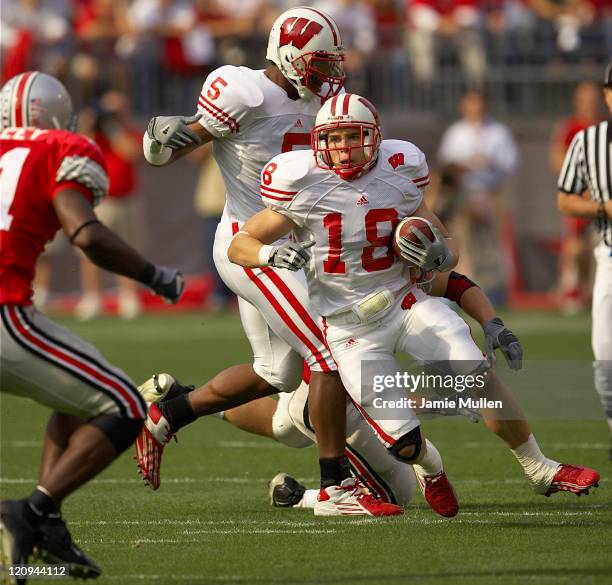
[417, 471, 459, 517]
[134, 403, 173, 490]
[545, 464, 600, 496]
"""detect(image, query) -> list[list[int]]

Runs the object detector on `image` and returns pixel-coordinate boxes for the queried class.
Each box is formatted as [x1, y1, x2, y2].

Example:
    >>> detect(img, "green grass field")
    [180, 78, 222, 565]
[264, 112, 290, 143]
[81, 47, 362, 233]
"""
[1, 310, 611, 585]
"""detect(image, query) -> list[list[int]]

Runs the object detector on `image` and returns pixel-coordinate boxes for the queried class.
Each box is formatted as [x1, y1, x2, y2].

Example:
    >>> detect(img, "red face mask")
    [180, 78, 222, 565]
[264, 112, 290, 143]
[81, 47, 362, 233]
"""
[292, 51, 345, 99]
[311, 123, 381, 180]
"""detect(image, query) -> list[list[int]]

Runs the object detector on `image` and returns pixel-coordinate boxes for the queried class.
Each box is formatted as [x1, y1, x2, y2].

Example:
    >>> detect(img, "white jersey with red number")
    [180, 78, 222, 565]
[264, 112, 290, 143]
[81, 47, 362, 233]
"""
[0, 127, 108, 305]
[196, 65, 321, 223]
[261, 139, 430, 317]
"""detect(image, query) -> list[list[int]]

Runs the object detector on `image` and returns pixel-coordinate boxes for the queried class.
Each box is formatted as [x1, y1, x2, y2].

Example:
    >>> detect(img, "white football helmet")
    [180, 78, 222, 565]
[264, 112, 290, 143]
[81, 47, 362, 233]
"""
[0, 71, 74, 130]
[312, 93, 382, 180]
[266, 6, 345, 100]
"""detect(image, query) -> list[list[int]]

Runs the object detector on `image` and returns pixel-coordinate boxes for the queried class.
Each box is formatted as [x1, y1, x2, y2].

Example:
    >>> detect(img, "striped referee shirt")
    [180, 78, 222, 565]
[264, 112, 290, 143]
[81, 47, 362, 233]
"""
[558, 119, 612, 246]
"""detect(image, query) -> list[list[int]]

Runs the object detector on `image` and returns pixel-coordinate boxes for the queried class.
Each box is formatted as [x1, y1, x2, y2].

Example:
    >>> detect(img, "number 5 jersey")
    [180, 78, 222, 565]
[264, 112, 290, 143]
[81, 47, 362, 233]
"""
[196, 65, 321, 223]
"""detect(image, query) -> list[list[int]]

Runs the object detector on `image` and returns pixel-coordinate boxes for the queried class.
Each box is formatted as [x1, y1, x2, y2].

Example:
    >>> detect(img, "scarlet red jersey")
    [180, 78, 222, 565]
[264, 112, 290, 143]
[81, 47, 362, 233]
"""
[0, 127, 108, 305]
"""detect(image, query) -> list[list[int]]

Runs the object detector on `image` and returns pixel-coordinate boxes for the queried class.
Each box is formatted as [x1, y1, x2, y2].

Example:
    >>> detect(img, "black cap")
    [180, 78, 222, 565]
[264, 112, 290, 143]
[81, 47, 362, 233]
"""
[605, 63, 612, 88]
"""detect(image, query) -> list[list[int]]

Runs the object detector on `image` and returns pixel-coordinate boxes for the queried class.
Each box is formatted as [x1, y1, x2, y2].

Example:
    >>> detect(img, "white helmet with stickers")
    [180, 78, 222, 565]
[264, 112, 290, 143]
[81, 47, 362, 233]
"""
[266, 6, 345, 100]
[0, 71, 74, 130]
[312, 93, 382, 181]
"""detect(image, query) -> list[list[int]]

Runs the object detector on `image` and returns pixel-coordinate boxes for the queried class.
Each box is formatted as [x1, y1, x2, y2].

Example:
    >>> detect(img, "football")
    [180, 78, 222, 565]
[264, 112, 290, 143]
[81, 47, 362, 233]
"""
[392, 216, 435, 266]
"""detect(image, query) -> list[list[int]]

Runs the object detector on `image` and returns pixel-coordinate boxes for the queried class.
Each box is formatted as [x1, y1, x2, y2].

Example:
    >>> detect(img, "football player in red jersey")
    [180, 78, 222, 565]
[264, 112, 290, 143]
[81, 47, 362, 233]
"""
[0, 71, 184, 583]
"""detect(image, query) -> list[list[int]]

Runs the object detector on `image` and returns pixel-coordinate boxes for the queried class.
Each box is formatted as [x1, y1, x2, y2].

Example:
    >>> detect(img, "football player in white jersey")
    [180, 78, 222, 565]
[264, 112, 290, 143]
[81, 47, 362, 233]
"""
[144, 265, 602, 510]
[228, 93, 601, 502]
[138, 7, 402, 517]
[229, 93, 471, 514]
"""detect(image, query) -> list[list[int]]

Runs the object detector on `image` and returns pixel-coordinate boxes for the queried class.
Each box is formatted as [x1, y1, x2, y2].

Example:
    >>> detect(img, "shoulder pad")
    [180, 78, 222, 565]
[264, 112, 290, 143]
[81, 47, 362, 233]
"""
[380, 139, 430, 189]
[197, 66, 263, 137]
[260, 150, 314, 207]
[56, 133, 108, 206]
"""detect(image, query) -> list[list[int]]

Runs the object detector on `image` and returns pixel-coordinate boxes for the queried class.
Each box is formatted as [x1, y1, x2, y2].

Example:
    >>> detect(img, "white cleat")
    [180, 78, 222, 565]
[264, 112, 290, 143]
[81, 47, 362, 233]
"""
[137, 373, 176, 404]
[314, 478, 403, 517]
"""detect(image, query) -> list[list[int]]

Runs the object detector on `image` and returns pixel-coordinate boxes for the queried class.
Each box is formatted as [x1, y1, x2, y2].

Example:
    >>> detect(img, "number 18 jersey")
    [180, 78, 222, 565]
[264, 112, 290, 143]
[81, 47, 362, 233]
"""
[261, 140, 431, 316]
[196, 65, 320, 223]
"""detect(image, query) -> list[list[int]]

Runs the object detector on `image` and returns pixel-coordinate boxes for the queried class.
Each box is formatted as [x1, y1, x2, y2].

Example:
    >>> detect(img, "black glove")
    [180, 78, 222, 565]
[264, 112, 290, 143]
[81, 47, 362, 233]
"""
[147, 265, 184, 304]
[147, 113, 203, 150]
[483, 317, 523, 370]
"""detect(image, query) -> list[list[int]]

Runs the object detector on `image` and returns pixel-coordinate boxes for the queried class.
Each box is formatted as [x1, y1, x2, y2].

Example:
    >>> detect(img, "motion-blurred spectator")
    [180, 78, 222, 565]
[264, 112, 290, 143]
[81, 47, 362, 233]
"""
[32, 233, 69, 312]
[75, 91, 143, 320]
[313, 0, 377, 94]
[122, 0, 228, 113]
[437, 90, 519, 302]
[1, 0, 69, 81]
[549, 80, 603, 313]
[405, 0, 486, 87]
[369, 0, 404, 50]
[72, 0, 130, 104]
[526, 0, 596, 58]
[482, 0, 539, 66]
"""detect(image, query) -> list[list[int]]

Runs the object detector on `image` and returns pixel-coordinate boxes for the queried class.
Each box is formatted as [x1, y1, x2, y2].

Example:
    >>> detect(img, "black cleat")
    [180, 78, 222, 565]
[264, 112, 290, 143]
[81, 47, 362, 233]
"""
[1, 500, 36, 585]
[268, 473, 306, 507]
[35, 517, 101, 580]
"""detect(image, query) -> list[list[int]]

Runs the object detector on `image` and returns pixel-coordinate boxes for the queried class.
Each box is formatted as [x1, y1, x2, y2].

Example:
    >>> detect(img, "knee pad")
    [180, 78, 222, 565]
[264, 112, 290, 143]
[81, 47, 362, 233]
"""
[387, 426, 423, 463]
[253, 352, 303, 394]
[272, 393, 313, 448]
[88, 414, 143, 454]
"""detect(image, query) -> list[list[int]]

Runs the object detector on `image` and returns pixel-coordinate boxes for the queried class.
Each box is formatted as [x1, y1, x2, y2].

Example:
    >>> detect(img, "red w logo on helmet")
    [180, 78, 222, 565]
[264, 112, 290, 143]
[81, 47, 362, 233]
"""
[279, 17, 323, 49]
[388, 153, 405, 170]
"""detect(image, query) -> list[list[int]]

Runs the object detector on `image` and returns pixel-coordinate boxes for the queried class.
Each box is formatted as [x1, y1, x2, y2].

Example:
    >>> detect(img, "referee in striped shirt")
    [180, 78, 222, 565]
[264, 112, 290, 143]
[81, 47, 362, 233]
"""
[557, 63, 612, 459]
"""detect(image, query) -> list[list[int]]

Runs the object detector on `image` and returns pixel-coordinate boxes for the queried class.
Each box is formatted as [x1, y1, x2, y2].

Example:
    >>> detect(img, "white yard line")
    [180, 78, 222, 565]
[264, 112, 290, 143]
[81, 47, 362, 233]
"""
[100, 574, 580, 583]
[0, 476, 608, 486]
[2, 440, 609, 450]
[217, 441, 283, 449]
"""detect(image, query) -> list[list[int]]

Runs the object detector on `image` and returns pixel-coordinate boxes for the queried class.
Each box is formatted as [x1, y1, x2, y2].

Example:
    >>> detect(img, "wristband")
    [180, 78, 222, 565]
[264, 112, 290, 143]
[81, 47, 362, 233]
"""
[143, 131, 171, 166]
[69, 219, 100, 243]
[444, 271, 477, 305]
[258, 245, 273, 266]
[597, 200, 606, 221]
[137, 262, 157, 285]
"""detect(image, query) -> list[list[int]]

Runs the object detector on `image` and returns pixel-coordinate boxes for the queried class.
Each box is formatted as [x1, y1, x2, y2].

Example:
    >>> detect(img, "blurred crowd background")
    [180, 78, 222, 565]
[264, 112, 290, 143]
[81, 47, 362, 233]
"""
[2, 0, 611, 317]
[3, 0, 611, 115]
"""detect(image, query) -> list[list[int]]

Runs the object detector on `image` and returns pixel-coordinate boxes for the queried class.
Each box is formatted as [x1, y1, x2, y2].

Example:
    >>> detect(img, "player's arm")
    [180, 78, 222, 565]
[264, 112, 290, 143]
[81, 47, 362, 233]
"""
[428, 271, 523, 369]
[143, 114, 213, 166]
[228, 209, 313, 271]
[53, 189, 183, 303]
[556, 129, 612, 219]
[407, 199, 459, 272]
[557, 191, 612, 220]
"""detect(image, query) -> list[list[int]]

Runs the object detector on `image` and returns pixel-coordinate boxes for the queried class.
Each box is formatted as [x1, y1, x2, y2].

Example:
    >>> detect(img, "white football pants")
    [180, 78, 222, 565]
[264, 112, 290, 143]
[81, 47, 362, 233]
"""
[322, 285, 487, 449]
[213, 217, 336, 393]
[272, 382, 417, 505]
[592, 241, 612, 423]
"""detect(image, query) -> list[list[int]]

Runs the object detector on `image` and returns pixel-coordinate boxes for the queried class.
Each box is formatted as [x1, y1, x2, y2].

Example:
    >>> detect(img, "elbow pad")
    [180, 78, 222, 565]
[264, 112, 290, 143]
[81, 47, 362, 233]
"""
[444, 271, 477, 305]
[143, 131, 172, 166]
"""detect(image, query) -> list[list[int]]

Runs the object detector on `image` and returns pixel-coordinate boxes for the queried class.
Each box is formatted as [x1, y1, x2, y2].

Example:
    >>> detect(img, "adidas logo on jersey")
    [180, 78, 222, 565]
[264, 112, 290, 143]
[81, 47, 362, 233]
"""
[345, 338, 358, 349]
[356, 195, 368, 206]
[295, 119, 303, 128]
